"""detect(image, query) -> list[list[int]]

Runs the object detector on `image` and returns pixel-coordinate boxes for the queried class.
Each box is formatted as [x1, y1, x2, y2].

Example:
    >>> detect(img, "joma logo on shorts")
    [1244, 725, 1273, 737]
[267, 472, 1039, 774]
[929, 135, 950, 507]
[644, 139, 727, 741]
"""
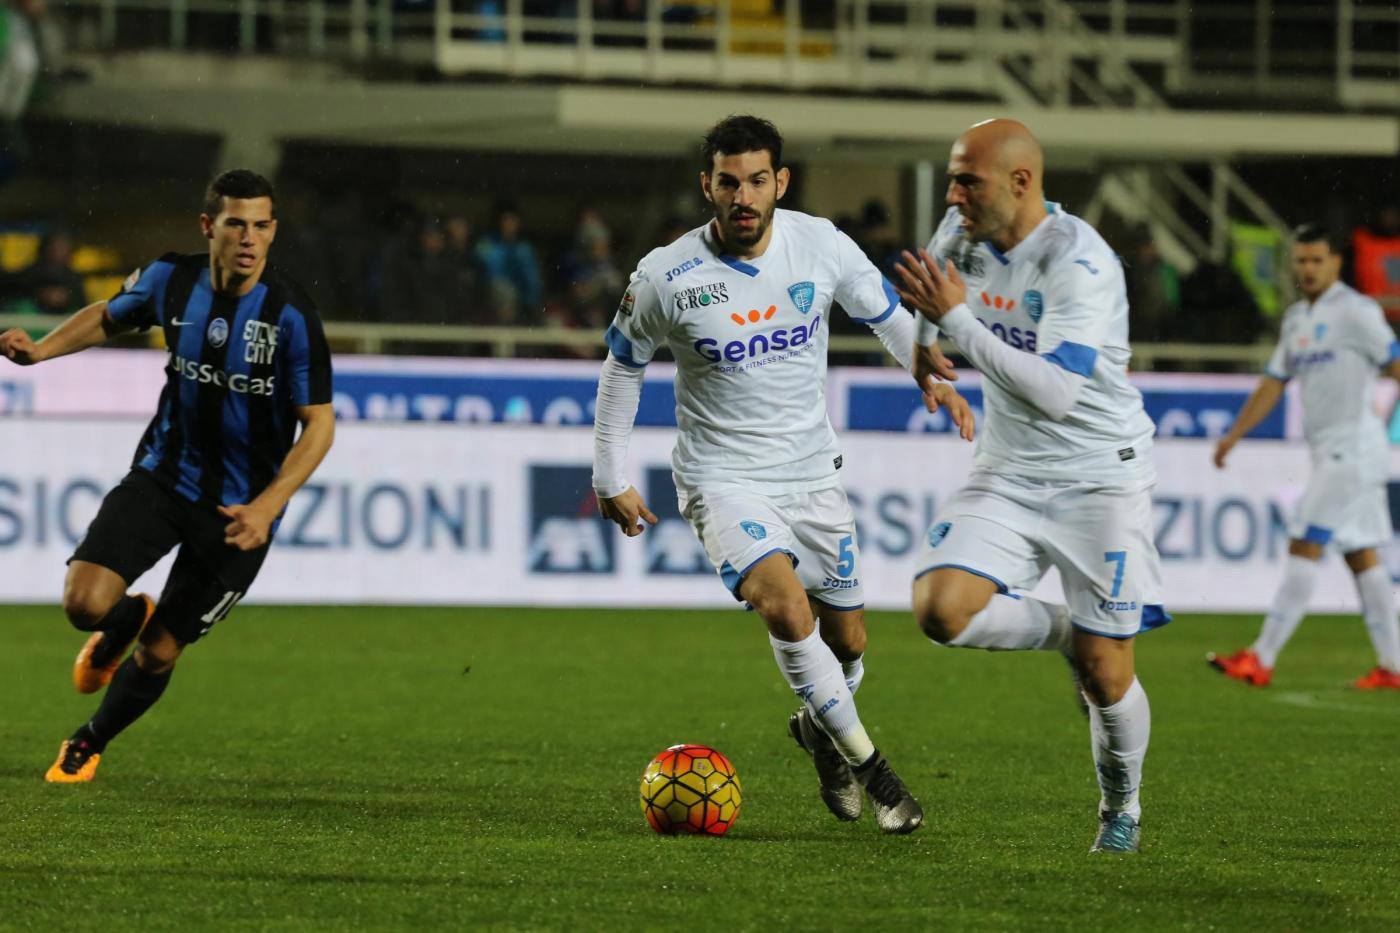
[1098, 599, 1139, 612]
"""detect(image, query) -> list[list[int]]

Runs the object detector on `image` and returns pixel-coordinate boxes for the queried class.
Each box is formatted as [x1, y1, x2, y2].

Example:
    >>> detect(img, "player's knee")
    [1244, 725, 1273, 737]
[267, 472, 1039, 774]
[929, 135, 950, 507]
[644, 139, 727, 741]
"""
[822, 616, 866, 660]
[61, 587, 113, 632]
[1076, 658, 1134, 707]
[754, 592, 816, 642]
[134, 626, 183, 674]
[913, 589, 974, 645]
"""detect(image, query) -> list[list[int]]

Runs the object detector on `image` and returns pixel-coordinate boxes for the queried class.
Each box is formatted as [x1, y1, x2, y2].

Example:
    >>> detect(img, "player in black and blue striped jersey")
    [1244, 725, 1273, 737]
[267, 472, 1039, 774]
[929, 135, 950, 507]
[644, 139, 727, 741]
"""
[0, 170, 335, 783]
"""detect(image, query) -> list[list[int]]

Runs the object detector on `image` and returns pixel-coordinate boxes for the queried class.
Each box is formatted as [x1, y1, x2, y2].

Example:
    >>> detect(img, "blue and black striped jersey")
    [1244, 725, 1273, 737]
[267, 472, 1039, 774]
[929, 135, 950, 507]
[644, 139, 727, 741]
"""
[108, 253, 333, 509]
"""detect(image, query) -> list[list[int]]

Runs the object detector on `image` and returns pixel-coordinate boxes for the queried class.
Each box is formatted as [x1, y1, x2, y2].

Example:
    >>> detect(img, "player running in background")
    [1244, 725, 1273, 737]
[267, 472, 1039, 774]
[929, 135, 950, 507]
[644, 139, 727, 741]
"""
[0, 170, 335, 782]
[591, 115, 974, 834]
[894, 119, 1167, 853]
[1209, 224, 1400, 690]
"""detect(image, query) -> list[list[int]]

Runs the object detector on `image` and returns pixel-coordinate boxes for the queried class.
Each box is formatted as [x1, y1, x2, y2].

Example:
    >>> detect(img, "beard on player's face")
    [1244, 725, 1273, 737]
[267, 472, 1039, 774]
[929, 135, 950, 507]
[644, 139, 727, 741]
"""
[718, 199, 772, 248]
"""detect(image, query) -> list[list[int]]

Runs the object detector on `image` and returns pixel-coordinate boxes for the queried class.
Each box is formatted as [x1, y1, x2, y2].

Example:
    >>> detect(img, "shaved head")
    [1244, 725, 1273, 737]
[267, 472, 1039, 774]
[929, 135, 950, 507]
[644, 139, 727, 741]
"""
[944, 119, 1049, 249]
[958, 119, 1044, 186]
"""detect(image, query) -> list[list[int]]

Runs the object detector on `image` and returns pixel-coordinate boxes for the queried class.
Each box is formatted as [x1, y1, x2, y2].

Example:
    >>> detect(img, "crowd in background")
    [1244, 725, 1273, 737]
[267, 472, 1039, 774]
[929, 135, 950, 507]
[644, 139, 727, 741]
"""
[6, 193, 1400, 365]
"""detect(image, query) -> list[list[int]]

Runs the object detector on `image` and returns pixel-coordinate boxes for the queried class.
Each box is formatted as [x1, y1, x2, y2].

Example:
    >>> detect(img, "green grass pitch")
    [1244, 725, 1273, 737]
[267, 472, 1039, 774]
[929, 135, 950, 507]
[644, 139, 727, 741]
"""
[2, 606, 1398, 930]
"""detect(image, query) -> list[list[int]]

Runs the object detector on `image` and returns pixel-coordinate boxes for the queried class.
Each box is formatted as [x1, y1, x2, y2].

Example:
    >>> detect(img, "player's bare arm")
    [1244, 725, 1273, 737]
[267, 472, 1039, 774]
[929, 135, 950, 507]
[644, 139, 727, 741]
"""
[0, 301, 132, 366]
[1214, 376, 1286, 468]
[597, 487, 658, 538]
[220, 403, 335, 551]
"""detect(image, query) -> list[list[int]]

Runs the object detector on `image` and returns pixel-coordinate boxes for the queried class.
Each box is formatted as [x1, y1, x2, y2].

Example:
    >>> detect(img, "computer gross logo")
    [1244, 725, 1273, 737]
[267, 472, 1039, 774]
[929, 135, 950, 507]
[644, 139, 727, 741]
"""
[692, 304, 824, 365]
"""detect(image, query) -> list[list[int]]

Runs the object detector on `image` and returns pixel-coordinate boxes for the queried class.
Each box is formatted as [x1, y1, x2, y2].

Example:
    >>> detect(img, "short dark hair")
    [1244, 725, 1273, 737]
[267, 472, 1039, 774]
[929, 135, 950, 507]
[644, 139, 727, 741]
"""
[1292, 222, 1341, 254]
[701, 115, 784, 172]
[203, 169, 275, 218]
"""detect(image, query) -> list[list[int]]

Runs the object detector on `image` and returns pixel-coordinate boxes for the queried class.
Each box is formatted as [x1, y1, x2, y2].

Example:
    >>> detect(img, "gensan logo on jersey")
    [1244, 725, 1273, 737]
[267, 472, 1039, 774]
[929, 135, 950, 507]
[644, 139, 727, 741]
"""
[692, 306, 823, 368]
[973, 290, 1039, 352]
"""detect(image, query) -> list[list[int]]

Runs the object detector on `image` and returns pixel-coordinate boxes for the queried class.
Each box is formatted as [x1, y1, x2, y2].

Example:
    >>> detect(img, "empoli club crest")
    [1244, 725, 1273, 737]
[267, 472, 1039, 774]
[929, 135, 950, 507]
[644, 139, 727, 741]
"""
[788, 281, 815, 315]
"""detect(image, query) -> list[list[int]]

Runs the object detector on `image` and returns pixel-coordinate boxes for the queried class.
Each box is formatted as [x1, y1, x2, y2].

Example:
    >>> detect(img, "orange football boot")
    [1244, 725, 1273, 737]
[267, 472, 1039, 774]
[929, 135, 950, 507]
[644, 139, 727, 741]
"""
[1206, 648, 1273, 687]
[73, 593, 155, 694]
[1352, 666, 1400, 690]
[44, 739, 101, 783]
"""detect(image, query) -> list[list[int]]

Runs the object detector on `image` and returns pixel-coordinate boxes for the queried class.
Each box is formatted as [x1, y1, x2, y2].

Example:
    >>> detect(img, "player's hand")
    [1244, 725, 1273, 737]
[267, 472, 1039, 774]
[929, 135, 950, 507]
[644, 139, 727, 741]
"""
[0, 328, 44, 366]
[893, 249, 967, 324]
[597, 487, 658, 537]
[914, 341, 958, 386]
[924, 379, 976, 441]
[219, 503, 276, 551]
[1212, 436, 1236, 469]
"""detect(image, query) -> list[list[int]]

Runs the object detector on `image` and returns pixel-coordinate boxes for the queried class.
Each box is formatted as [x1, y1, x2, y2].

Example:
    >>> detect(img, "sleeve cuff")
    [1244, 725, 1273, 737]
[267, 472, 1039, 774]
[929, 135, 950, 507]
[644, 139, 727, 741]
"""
[934, 303, 979, 342]
[592, 479, 631, 498]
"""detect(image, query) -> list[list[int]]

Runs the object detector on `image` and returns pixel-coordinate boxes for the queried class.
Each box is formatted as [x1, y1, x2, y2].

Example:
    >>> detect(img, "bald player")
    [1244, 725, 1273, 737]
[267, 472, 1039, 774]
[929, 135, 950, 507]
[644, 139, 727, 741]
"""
[894, 119, 1167, 854]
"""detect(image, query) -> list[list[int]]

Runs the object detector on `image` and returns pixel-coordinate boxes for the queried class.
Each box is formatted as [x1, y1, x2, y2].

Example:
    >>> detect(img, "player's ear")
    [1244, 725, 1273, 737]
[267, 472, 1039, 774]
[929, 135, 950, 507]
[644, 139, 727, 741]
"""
[775, 167, 790, 200]
[1010, 168, 1032, 197]
[699, 172, 713, 204]
[199, 214, 214, 239]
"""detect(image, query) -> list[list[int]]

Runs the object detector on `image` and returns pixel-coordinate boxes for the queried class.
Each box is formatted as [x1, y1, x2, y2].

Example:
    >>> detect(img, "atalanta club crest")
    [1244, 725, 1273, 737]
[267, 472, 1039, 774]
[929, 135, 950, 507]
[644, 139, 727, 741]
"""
[788, 281, 815, 315]
[206, 317, 229, 348]
[740, 521, 767, 541]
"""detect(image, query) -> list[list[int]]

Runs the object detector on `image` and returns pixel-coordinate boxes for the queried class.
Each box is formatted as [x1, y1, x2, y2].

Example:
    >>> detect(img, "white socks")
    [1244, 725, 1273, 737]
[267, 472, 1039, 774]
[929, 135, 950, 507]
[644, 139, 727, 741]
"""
[946, 595, 1072, 653]
[1252, 555, 1319, 668]
[1088, 678, 1150, 821]
[1355, 565, 1400, 672]
[842, 655, 865, 695]
[770, 629, 876, 766]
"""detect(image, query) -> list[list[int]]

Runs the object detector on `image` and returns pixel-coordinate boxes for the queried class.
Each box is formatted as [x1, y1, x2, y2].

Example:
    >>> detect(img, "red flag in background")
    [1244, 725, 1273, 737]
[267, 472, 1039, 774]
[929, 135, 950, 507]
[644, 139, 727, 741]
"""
[1352, 227, 1400, 320]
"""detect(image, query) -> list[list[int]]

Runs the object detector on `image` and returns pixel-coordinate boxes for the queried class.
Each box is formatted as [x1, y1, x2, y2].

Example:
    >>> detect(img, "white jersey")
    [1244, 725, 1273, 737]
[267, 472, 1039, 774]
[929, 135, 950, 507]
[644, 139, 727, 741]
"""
[605, 209, 906, 495]
[1265, 281, 1398, 458]
[926, 204, 1156, 485]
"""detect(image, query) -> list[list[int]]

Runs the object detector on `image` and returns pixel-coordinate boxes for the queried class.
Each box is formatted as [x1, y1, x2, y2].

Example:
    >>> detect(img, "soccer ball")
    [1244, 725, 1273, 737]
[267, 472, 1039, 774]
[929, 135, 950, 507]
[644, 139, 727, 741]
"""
[639, 744, 742, 836]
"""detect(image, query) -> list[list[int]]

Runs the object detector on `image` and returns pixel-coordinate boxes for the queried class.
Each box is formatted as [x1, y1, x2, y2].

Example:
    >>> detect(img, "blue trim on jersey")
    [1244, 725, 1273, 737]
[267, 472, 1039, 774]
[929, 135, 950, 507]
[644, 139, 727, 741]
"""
[1384, 341, 1400, 367]
[1072, 620, 1136, 640]
[1141, 604, 1172, 632]
[1264, 367, 1291, 382]
[984, 242, 1010, 266]
[719, 254, 761, 277]
[916, 562, 1010, 595]
[1302, 524, 1334, 546]
[850, 278, 901, 325]
[811, 595, 864, 613]
[719, 548, 798, 599]
[604, 324, 645, 368]
[1045, 341, 1098, 377]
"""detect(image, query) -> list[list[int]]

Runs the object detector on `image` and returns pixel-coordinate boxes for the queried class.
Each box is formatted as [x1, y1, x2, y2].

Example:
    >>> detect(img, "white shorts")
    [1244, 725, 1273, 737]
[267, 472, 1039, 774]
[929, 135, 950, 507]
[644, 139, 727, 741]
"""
[1292, 448, 1393, 553]
[679, 484, 864, 610]
[914, 471, 1169, 639]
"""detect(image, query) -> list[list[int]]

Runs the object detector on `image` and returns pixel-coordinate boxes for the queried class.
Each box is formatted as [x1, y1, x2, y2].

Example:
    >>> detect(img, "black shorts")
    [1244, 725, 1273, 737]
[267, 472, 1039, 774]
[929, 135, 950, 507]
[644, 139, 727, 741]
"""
[70, 469, 270, 645]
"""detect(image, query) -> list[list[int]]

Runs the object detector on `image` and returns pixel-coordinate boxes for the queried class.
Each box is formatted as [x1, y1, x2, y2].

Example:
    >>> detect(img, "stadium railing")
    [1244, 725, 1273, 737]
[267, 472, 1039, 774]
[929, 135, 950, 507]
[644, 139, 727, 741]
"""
[59, 1, 1397, 110]
[0, 312, 1273, 371]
